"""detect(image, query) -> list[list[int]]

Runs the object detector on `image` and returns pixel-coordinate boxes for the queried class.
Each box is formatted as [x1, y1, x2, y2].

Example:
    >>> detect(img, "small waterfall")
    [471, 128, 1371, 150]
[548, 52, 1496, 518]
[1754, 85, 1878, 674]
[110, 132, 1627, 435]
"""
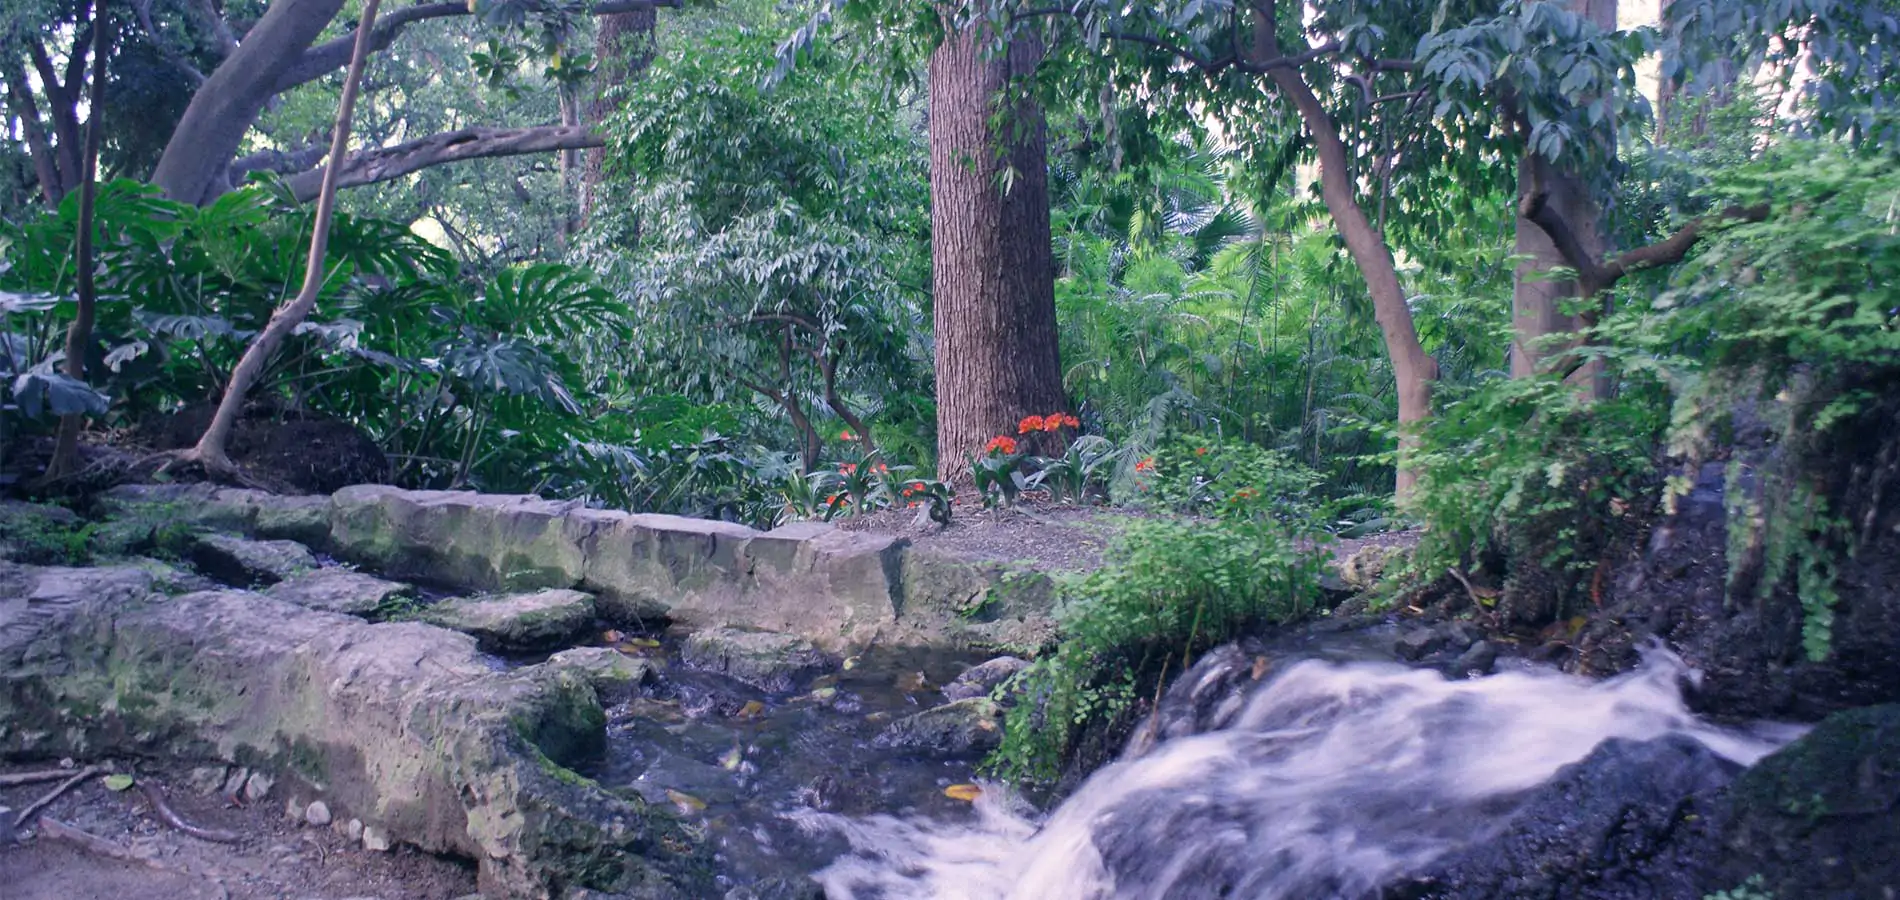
[800, 647, 1795, 900]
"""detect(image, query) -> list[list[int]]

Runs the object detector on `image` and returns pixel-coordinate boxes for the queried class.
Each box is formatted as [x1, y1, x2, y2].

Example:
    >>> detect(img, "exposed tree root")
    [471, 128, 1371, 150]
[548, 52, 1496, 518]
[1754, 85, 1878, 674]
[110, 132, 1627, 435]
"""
[139, 781, 243, 844]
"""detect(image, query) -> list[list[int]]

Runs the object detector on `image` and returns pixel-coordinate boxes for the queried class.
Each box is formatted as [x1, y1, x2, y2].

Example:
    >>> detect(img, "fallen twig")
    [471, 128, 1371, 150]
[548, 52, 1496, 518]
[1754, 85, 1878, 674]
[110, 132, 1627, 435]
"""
[39, 817, 206, 888]
[139, 781, 243, 844]
[17, 765, 101, 826]
[0, 768, 83, 788]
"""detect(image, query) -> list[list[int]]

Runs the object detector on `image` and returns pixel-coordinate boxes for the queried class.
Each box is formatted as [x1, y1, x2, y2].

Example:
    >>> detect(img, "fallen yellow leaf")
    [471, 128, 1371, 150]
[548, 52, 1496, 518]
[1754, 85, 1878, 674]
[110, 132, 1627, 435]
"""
[842, 655, 862, 671]
[718, 746, 743, 771]
[734, 700, 765, 720]
[943, 783, 982, 802]
[665, 789, 706, 814]
[1250, 656, 1270, 681]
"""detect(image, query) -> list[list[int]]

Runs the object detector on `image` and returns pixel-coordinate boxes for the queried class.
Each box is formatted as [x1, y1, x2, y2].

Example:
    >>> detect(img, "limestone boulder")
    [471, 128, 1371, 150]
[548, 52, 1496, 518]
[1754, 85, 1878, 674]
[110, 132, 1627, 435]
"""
[680, 627, 834, 693]
[423, 589, 597, 654]
[0, 561, 707, 898]
[546, 647, 656, 703]
[266, 567, 413, 616]
[0, 501, 85, 564]
[189, 533, 318, 586]
[329, 486, 585, 592]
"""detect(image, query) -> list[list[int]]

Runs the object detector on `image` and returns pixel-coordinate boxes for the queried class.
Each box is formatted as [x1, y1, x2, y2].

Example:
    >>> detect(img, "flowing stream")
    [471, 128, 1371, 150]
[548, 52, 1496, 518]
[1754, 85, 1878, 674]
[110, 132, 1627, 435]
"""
[800, 646, 1799, 900]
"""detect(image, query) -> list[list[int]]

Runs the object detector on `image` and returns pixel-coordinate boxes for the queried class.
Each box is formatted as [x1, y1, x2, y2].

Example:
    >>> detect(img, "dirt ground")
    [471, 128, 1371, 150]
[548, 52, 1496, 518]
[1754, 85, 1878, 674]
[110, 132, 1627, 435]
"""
[0, 760, 476, 900]
[838, 498, 1414, 573]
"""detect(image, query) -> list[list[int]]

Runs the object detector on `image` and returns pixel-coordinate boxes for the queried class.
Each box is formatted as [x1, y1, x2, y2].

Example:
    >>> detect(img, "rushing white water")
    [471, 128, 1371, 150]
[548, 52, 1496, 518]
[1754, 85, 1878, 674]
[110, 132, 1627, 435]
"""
[800, 647, 1797, 900]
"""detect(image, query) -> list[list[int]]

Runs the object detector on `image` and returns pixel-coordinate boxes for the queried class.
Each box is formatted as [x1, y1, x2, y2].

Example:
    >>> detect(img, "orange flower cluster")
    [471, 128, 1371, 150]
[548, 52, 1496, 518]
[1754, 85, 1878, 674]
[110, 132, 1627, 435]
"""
[1134, 457, 1156, 473]
[1018, 412, 1082, 434]
[839, 462, 857, 475]
[1231, 488, 1258, 501]
[984, 435, 1019, 455]
[840, 430, 857, 441]
[1194, 447, 1209, 456]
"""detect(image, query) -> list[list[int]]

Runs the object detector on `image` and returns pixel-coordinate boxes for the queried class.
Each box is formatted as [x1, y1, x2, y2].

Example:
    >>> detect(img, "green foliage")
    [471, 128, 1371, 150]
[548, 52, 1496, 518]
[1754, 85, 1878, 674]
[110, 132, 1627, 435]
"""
[1643, 131, 1899, 660]
[1411, 373, 1670, 622]
[582, 22, 930, 468]
[987, 517, 1324, 784]
[1123, 435, 1327, 525]
[1027, 434, 1118, 504]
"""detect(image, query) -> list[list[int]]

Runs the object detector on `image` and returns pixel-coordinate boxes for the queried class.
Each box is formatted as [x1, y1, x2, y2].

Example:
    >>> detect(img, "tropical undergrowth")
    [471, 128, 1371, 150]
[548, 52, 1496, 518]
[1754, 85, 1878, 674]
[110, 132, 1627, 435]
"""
[1404, 117, 1900, 663]
[986, 467, 1327, 786]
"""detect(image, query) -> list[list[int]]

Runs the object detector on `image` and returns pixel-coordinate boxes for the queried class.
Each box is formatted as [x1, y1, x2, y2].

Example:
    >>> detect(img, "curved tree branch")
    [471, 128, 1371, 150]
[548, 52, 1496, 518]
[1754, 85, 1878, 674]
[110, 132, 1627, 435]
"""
[1520, 183, 1769, 296]
[282, 124, 604, 201]
[274, 0, 682, 95]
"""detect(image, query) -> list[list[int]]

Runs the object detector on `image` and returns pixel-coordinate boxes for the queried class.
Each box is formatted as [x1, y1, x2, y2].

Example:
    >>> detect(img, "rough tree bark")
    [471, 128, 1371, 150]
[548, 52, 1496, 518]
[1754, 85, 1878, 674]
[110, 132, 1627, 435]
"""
[44, 14, 112, 481]
[581, 7, 657, 226]
[150, 0, 349, 204]
[928, 22, 1066, 482]
[1511, 0, 1614, 395]
[179, 0, 382, 475]
[1249, 0, 1436, 496]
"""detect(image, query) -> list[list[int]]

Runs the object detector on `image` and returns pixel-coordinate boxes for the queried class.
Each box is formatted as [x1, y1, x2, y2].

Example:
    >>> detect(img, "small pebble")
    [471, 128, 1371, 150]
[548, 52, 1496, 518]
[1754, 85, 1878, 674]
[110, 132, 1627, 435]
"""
[285, 798, 307, 822]
[243, 771, 275, 803]
[362, 824, 391, 852]
[346, 818, 363, 842]
[304, 800, 332, 827]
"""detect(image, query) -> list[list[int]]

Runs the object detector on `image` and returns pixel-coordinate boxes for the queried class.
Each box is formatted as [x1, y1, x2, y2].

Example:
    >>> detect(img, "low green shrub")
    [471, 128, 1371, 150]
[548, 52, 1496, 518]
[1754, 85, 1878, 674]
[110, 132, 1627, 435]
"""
[1407, 373, 1669, 623]
[986, 516, 1324, 785]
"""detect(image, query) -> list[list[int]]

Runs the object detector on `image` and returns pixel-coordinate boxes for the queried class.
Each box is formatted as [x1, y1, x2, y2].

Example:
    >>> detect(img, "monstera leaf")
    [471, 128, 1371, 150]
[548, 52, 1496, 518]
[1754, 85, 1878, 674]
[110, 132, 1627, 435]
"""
[10, 370, 109, 419]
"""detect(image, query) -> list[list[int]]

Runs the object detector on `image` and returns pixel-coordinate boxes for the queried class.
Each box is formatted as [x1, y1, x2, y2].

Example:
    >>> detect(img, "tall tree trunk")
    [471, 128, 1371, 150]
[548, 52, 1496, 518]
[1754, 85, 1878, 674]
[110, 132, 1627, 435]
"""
[582, 8, 656, 226]
[183, 0, 380, 473]
[151, 0, 347, 204]
[1511, 0, 1614, 397]
[928, 23, 1065, 482]
[44, 14, 112, 482]
[1251, 2, 1435, 497]
[2, 60, 70, 206]
[1511, 153, 1606, 381]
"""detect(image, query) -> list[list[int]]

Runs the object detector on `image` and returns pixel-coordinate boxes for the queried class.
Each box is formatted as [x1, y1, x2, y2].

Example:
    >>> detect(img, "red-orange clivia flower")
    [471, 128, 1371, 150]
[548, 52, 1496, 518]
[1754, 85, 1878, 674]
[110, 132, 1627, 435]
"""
[1018, 415, 1045, 434]
[840, 430, 856, 441]
[985, 435, 1019, 456]
[839, 463, 857, 474]
[1195, 447, 1209, 456]
[1135, 457, 1156, 473]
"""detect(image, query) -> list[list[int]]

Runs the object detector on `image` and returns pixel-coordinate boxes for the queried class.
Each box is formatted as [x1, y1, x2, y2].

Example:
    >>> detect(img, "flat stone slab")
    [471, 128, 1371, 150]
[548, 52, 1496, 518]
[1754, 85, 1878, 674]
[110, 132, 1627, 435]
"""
[423, 588, 596, 654]
[189, 533, 317, 586]
[0, 560, 704, 896]
[680, 627, 834, 693]
[266, 567, 412, 616]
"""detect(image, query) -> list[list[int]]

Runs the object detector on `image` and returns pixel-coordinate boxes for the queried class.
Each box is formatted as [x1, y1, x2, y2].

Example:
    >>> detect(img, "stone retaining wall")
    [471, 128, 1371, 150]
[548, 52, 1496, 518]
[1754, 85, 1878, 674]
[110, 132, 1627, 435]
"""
[104, 484, 1056, 652]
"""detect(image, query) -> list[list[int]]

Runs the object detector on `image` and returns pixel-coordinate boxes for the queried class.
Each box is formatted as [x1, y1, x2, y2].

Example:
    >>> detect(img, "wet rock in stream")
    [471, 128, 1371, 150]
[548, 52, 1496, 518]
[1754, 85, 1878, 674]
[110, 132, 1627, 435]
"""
[1385, 735, 1741, 900]
[265, 566, 413, 615]
[942, 656, 1029, 702]
[549, 646, 657, 703]
[872, 698, 1005, 757]
[681, 627, 836, 692]
[421, 587, 597, 653]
